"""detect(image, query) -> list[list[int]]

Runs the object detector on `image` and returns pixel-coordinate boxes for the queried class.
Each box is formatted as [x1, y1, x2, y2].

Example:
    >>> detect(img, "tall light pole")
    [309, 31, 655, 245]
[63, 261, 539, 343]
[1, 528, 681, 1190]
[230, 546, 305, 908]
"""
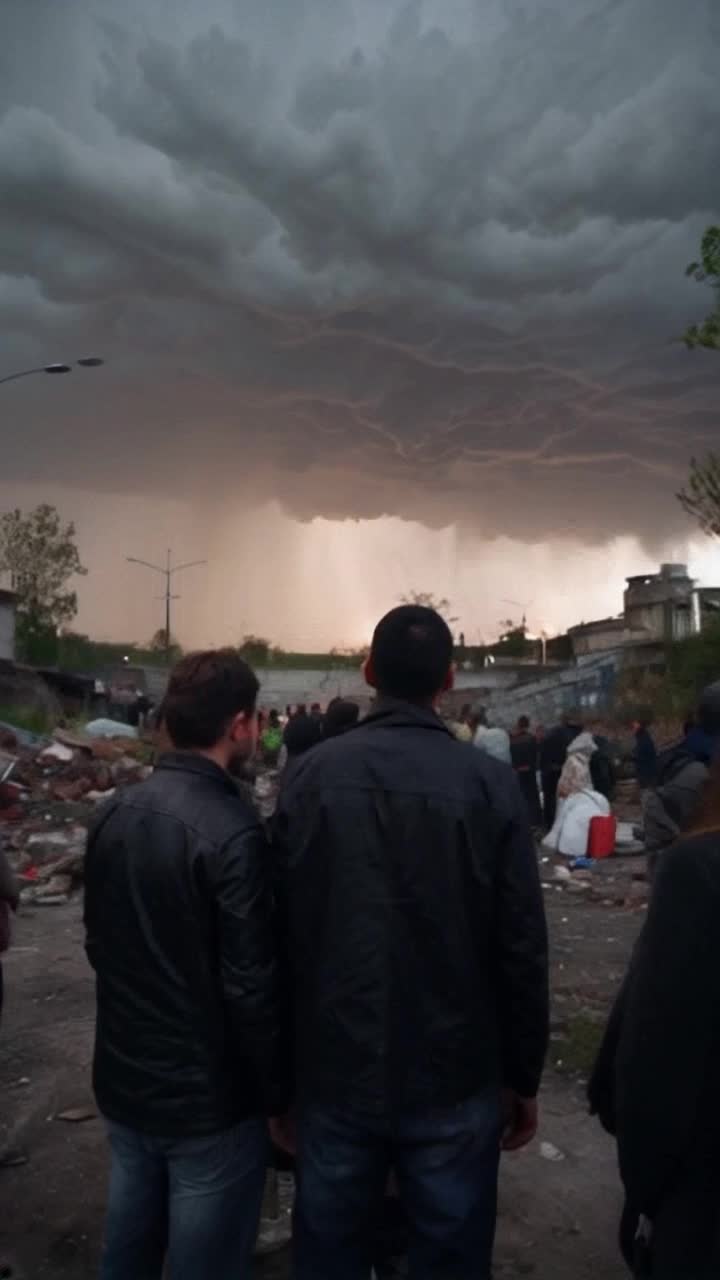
[0, 357, 104, 387]
[126, 550, 207, 663]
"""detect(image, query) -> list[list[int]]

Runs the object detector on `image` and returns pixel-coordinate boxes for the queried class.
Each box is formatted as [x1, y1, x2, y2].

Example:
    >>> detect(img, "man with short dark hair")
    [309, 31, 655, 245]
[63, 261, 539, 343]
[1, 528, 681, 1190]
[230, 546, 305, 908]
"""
[85, 649, 287, 1280]
[273, 606, 549, 1280]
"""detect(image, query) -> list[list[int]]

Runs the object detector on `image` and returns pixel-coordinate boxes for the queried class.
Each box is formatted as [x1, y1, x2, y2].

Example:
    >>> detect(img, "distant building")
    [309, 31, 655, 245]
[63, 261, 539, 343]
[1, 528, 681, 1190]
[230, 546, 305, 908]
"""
[0, 588, 16, 662]
[569, 563, 720, 659]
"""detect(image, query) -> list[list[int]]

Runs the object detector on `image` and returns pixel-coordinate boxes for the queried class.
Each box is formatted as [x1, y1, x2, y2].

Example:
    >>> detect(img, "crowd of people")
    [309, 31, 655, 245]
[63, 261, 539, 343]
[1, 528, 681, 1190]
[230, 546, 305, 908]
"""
[2, 604, 720, 1278]
[446, 705, 619, 846]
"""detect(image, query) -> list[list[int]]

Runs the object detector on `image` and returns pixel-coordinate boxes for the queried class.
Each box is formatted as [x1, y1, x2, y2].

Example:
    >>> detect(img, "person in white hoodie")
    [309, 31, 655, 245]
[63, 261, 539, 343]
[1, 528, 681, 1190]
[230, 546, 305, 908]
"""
[545, 731, 610, 858]
[557, 731, 597, 799]
[472, 708, 512, 765]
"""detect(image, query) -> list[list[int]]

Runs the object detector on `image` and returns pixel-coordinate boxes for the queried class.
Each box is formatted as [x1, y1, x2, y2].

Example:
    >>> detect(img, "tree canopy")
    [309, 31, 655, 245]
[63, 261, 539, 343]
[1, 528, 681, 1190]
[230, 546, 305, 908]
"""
[683, 225, 720, 350]
[0, 503, 86, 662]
[677, 453, 720, 539]
[148, 628, 182, 662]
[238, 634, 272, 666]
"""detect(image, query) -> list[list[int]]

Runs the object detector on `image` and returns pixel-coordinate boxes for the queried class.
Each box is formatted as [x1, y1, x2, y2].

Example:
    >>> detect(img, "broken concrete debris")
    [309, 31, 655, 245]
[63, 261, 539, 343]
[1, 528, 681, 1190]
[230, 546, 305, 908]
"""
[0, 725, 150, 902]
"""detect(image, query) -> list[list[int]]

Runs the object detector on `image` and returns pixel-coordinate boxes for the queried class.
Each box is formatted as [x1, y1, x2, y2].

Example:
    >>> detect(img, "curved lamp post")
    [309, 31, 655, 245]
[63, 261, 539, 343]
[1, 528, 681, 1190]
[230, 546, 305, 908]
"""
[0, 357, 104, 387]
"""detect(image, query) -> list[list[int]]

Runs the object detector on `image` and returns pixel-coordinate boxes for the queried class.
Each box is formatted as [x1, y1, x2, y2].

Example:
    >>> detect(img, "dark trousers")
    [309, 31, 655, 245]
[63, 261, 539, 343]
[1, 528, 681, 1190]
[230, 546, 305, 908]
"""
[294, 1089, 501, 1280]
[516, 770, 542, 827]
[101, 1117, 268, 1280]
[541, 770, 561, 831]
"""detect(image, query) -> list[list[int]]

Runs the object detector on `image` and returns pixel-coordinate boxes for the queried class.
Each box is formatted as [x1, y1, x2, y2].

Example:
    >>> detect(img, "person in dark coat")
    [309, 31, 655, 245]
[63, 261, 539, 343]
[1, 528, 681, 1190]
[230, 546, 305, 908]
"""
[322, 698, 360, 739]
[272, 605, 549, 1280]
[539, 716, 582, 830]
[617, 812, 720, 1274]
[511, 715, 542, 827]
[283, 713, 322, 759]
[632, 720, 658, 789]
[588, 726, 618, 802]
[85, 649, 288, 1280]
[590, 753, 720, 1278]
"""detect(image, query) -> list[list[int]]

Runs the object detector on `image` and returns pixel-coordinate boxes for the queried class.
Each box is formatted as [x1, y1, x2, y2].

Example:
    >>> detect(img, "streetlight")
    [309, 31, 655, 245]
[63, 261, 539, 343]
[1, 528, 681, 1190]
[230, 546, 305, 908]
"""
[0, 357, 104, 386]
[126, 550, 207, 664]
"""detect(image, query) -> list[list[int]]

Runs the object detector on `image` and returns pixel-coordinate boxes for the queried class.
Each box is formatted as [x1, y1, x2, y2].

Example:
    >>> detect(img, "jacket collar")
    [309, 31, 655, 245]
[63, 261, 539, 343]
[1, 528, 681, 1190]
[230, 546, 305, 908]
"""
[155, 750, 239, 794]
[361, 696, 453, 736]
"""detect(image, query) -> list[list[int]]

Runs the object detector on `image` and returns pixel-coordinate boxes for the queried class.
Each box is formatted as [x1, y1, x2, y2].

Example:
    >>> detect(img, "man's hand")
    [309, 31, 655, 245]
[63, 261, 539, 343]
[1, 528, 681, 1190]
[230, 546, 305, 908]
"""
[269, 1112, 297, 1156]
[501, 1090, 538, 1152]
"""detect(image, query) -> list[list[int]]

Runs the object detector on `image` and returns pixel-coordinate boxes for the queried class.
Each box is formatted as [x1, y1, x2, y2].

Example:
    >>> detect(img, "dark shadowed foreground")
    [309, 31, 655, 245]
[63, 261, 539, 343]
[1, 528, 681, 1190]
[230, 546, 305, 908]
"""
[0, 869, 643, 1279]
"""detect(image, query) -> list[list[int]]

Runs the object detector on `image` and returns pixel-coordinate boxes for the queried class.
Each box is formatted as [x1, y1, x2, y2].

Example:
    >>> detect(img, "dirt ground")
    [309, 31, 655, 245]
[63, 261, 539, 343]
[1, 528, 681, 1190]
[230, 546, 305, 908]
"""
[0, 858, 646, 1279]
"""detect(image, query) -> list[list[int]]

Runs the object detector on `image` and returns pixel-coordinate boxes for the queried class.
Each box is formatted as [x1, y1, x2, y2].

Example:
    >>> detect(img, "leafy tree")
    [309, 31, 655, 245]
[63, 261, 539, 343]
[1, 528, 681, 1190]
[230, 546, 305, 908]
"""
[665, 617, 720, 709]
[238, 634, 272, 666]
[148, 628, 182, 662]
[0, 503, 86, 663]
[683, 225, 720, 350]
[493, 619, 533, 659]
[677, 453, 720, 538]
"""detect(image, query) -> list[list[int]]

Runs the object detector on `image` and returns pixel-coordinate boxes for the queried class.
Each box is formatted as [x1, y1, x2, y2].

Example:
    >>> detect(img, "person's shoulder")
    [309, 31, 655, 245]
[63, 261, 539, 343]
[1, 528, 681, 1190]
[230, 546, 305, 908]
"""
[124, 766, 260, 843]
[462, 738, 519, 795]
[657, 831, 720, 892]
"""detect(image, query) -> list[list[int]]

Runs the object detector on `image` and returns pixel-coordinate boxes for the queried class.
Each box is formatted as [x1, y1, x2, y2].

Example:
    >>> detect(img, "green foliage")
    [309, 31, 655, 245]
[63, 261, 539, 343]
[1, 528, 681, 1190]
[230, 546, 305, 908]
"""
[0, 504, 86, 663]
[683, 225, 720, 350]
[148, 629, 182, 662]
[57, 633, 174, 673]
[615, 620, 720, 720]
[238, 634, 272, 666]
[665, 617, 720, 710]
[554, 1014, 606, 1078]
[0, 702, 56, 736]
[493, 619, 534, 658]
[678, 453, 720, 538]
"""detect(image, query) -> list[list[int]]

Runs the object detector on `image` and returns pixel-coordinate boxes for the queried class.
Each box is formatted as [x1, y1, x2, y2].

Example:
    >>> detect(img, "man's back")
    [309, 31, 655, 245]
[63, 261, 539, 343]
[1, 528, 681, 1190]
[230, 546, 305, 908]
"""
[643, 743, 708, 859]
[85, 752, 284, 1136]
[274, 700, 548, 1113]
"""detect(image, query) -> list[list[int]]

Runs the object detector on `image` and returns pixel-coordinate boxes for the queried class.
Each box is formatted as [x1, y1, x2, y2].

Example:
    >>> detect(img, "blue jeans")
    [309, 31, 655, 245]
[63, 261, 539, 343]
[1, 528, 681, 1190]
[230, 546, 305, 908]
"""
[294, 1089, 502, 1280]
[101, 1117, 268, 1280]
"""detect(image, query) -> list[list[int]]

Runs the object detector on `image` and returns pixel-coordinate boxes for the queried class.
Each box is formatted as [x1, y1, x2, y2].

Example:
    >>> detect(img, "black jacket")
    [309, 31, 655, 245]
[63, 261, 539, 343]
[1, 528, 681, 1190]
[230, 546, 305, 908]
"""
[592, 834, 720, 1277]
[539, 723, 580, 774]
[643, 741, 709, 857]
[84, 753, 287, 1137]
[510, 730, 538, 772]
[633, 727, 658, 789]
[273, 700, 548, 1114]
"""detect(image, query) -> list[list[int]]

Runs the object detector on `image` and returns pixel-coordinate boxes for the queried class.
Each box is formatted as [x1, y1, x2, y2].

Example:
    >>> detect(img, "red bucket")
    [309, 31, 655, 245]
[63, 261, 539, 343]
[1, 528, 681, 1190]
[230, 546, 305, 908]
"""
[587, 815, 616, 859]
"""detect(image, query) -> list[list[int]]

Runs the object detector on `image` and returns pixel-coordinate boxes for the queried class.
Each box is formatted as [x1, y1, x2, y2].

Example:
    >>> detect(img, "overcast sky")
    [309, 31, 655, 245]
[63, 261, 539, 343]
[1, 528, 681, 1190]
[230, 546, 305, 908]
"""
[1, 0, 719, 648]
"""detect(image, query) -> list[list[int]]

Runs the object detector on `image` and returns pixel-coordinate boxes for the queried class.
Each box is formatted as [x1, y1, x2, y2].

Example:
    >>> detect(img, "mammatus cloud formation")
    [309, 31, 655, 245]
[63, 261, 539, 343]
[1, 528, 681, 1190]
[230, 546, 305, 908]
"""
[0, 0, 719, 642]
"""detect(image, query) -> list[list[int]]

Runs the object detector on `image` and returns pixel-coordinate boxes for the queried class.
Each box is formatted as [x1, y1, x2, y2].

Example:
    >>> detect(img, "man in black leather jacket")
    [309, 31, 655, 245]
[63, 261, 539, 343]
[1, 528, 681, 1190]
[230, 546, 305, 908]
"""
[272, 606, 549, 1280]
[84, 649, 287, 1280]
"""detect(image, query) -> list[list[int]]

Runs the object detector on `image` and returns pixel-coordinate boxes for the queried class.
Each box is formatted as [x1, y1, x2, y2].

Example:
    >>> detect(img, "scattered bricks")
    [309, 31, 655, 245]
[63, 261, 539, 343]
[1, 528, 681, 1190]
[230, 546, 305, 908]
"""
[39, 873, 73, 897]
[89, 739, 124, 763]
[92, 765, 113, 792]
[37, 850, 86, 883]
[51, 778, 94, 803]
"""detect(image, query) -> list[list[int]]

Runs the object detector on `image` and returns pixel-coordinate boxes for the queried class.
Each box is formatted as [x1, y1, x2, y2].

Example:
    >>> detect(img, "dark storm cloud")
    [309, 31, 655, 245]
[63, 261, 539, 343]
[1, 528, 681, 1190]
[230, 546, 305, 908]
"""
[0, 0, 718, 543]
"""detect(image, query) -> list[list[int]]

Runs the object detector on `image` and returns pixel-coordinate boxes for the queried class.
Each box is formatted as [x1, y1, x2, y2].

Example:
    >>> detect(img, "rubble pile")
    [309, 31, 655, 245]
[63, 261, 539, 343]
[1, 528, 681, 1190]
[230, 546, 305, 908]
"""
[541, 855, 649, 910]
[0, 725, 151, 905]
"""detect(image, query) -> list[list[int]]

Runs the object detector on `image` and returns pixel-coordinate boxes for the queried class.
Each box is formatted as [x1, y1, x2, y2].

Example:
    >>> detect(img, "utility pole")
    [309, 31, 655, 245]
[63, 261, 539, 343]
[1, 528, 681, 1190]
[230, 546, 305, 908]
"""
[126, 550, 207, 663]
